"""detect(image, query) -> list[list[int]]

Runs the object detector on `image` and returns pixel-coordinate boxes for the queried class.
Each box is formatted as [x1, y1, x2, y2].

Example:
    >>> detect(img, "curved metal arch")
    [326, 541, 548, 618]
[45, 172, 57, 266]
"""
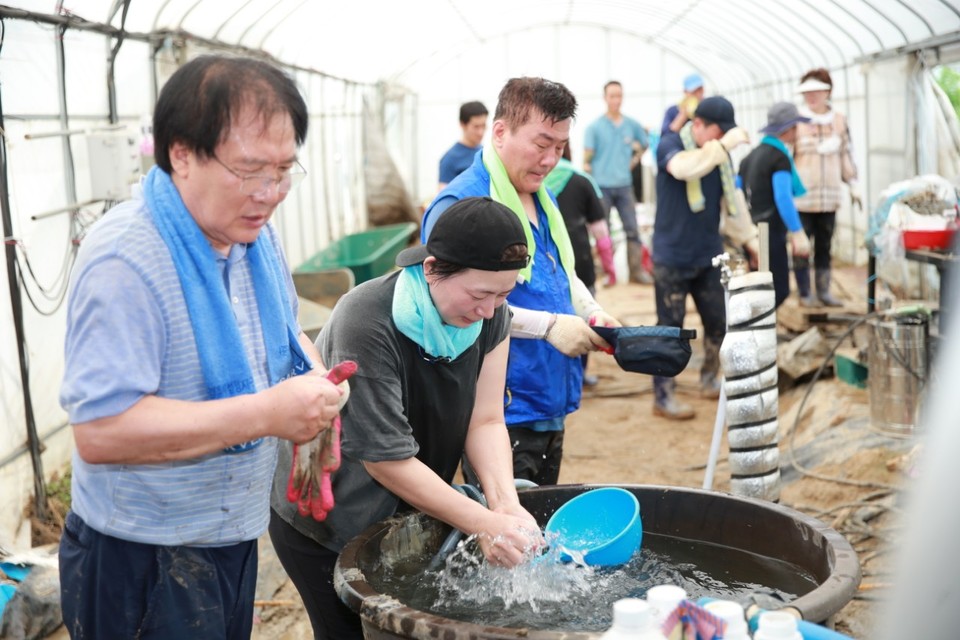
[825, 0, 887, 51]
[151, 0, 175, 31]
[892, 0, 935, 36]
[794, 0, 866, 58]
[257, 0, 308, 50]
[675, 5, 801, 84]
[643, 2, 794, 84]
[728, 0, 824, 72]
[176, 0, 204, 31]
[212, 0, 256, 41]
[775, 0, 854, 71]
[387, 19, 763, 91]
[854, 0, 910, 44]
[937, 0, 960, 21]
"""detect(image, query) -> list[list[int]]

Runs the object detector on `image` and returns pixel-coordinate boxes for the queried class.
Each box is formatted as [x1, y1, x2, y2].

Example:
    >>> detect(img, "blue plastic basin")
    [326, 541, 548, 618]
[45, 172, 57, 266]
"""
[544, 487, 642, 566]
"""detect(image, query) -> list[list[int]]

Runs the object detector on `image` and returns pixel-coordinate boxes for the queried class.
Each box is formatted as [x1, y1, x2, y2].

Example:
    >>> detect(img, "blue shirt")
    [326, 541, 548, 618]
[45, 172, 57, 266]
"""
[438, 142, 480, 184]
[60, 198, 299, 546]
[583, 114, 649, 188]
[652, 131, 724, 268]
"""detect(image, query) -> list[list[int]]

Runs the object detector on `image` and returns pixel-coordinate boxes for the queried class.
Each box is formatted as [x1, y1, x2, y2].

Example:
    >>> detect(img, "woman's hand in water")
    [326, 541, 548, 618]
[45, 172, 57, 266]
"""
[477, 508, 544, 568]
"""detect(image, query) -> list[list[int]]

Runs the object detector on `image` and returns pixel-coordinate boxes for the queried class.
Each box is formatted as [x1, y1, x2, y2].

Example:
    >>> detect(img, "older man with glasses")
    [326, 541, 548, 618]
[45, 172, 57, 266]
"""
[58, 54, 344, 640]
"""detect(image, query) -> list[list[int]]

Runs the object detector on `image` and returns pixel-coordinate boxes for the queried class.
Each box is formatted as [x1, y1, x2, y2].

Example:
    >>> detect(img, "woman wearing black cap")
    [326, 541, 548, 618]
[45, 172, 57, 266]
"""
[269, 196, 543, 639]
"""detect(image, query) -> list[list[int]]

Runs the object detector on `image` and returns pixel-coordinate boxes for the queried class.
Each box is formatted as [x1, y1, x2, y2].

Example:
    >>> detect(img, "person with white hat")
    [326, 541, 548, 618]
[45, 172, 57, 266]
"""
[793, 68, 860, 307]
[739, 101, 813, 308]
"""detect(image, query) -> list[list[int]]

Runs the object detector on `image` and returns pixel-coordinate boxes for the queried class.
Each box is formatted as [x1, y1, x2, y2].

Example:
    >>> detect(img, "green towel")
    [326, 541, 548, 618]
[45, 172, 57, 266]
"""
[679, 122, 744, 219]
[482, 144, 577, 288]
[544, 157, 604, 199]
[760, 135, 807, 197]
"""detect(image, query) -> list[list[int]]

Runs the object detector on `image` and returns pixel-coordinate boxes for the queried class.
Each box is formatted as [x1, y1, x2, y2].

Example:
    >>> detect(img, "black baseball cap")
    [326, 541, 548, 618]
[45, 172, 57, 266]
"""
[396, 197, 529, 271]
[694, 96, 737, 133]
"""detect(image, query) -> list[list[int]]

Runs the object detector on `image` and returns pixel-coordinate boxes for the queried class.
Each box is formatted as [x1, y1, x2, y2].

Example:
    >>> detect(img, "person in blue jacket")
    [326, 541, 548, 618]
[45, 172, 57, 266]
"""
[422, 77, 619, 486]
[739, 102, 812, 308]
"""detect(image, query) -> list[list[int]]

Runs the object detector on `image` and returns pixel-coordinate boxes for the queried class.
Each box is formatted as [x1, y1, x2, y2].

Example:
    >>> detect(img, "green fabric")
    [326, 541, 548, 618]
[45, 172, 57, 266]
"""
[679, 123, 706, 212]
[761, 135, 807, 197]
[482, 144, 577, 287]
[544, 157, 604, 199]
[679, 122, 745, 219]
[392, 264, 481, 360]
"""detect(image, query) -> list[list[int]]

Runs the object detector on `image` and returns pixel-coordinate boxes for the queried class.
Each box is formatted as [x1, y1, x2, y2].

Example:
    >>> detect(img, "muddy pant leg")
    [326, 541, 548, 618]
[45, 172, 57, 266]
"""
[688, 265, 726, 383]
[652, 264, 693, 394]
[59, 511, 257, 640]
[268, 511, 364, 640]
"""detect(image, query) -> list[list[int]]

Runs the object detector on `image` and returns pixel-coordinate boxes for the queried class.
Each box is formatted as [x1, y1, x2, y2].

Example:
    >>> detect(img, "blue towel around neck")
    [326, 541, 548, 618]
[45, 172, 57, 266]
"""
[392, 265, 482, 361]
[142, 166, 310, 404]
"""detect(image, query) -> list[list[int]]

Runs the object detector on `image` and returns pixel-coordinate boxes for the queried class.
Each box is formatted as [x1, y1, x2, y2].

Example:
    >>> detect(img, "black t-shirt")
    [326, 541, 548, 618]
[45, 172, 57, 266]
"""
[556, 172, 606, 288]
[271, 270, 510, 551]
[739, 143, 792, 224]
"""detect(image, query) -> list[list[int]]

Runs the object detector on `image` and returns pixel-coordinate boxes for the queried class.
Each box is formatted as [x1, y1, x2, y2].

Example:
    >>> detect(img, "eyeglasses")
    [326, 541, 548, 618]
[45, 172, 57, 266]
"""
[211, 154, 307, 197]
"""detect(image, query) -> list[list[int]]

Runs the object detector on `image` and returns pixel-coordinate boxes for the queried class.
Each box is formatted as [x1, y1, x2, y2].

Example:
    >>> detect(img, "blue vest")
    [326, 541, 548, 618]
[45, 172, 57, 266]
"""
[422, 152, 583, 426]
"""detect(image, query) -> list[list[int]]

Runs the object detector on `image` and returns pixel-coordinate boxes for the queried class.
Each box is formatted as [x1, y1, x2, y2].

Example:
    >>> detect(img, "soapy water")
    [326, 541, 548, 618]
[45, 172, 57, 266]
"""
[370, 530, 818, 632]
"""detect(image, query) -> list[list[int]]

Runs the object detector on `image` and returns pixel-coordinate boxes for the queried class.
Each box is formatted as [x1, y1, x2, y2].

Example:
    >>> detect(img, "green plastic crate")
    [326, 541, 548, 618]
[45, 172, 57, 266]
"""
[296, 222, 417, 284]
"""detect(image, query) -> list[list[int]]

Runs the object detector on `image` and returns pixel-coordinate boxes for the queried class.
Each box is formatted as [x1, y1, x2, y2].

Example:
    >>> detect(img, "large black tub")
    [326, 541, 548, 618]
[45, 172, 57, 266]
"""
[335, 484, 861, 639]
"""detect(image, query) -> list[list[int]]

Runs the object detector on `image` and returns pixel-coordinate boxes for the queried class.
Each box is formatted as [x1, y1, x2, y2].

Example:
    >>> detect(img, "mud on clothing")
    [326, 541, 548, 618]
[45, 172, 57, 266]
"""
[270, 270, 510, 553]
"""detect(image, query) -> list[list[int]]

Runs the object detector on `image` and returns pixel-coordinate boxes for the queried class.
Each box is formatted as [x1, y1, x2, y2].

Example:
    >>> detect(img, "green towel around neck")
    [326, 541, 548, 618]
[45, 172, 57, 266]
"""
[482, 144, 577, 288]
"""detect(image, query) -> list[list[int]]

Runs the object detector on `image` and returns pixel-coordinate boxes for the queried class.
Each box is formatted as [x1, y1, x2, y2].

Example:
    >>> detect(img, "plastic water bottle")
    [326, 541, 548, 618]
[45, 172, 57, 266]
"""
[645, 584, 687, 628]
[703, 599, 750, 640]
[753, 610, 803, 640]
[601, 598, 668, 639]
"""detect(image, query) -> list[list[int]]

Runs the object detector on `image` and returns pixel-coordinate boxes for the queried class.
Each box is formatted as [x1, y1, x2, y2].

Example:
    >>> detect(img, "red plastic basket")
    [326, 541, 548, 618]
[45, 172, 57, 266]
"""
[902, 228, 955, 250]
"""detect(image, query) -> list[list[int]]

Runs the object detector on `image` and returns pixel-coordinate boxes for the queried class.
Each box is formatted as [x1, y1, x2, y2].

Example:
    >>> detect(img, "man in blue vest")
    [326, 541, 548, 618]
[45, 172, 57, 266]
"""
[422, 77, 619, 485]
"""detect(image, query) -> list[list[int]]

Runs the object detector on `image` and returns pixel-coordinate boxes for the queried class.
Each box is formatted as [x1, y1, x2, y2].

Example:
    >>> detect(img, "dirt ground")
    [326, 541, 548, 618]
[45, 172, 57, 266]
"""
[244, 264, 913, 639]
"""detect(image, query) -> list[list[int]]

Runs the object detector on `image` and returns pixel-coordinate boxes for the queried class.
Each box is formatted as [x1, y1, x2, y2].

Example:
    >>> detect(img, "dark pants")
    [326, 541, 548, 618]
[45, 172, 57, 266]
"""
[268, 511, 364, 640]
[765, 215, 790, 308]
[651, 263, 726, 390]
[59, 511, 257, 640]
[510, 428, 565, 485]
[799, 211, 836, 270]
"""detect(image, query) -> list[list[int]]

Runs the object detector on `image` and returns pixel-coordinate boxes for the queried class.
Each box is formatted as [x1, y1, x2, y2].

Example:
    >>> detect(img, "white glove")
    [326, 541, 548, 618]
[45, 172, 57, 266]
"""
[720, 127, 750, 152]
[789, 230, 811, 258]
[848, 182, 862, 209]
[544, 314, 610, 357]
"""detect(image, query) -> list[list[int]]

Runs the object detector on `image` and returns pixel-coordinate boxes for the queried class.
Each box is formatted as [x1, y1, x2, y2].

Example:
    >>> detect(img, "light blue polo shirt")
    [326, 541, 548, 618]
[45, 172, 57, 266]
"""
[60, 197, 300, 546]
[583, 114, 649, 189]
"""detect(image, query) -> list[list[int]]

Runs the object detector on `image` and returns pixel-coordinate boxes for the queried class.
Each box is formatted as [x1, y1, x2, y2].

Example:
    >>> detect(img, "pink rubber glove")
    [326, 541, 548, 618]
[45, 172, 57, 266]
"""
[596, 236, 617, 286]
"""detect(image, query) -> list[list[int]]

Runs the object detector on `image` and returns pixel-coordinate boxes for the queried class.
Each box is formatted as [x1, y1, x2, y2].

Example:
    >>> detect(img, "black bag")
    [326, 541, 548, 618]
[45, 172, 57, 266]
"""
[592, 326, 696, 376]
